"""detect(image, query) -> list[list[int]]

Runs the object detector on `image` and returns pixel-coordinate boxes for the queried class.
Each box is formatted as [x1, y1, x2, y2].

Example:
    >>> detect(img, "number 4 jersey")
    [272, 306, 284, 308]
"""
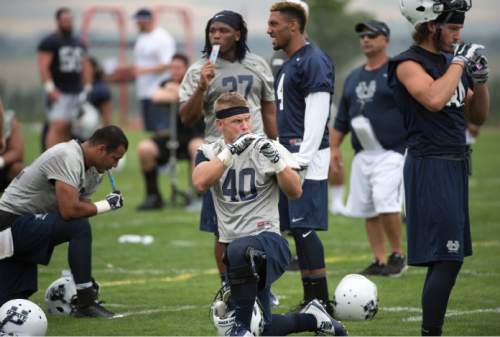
[196, 138, 299, 243]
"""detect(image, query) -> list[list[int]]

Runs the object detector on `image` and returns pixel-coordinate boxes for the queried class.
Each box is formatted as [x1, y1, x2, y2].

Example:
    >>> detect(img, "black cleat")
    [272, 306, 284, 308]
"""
[137, 194, 165, 211]
[359, 260, 386, 276]
[383, 252, 408, 277]
[72, 301, 115, 318]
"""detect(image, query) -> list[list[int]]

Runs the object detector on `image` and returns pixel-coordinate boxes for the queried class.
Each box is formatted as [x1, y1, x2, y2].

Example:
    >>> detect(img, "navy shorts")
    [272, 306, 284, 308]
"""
[226, 232, 291, 323]
[141, 99, 170, 132]
[199, 190, 218, 235]
[404, 154, 472, 266]
[279, 179, 328, 231]
[0, 213, 56, 304]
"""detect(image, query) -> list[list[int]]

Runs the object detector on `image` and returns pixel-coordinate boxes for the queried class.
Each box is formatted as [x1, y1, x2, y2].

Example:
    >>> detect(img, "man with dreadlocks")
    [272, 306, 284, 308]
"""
[179, 10, 277, 291]
[388, 0, 489, 335]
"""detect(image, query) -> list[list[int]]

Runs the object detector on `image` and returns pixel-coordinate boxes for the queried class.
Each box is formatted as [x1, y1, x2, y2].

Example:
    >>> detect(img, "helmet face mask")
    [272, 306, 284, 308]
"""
[333, 274, 379, 321]
[400, 0, 472, 26]
[0, 299, 48, 336]
[211, 285, 264, 336]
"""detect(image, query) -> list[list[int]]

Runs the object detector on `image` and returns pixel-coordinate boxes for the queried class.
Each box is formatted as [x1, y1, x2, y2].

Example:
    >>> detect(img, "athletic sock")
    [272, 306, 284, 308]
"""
[421, 261, 462, 335]
[263, 313, 317, 335]
[301, 276, 315, 303]
[231, 282, 258, 331]
[144, 169, 159, 196]
[311, 274, 329, 305]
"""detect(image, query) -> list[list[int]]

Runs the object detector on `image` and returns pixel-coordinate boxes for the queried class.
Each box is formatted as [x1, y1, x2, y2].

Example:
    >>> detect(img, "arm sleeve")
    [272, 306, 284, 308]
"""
[294, 91, 331, 166]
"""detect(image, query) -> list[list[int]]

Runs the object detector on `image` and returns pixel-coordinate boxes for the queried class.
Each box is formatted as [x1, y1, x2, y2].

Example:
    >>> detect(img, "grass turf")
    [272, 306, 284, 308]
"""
[18, 125, 500, 335]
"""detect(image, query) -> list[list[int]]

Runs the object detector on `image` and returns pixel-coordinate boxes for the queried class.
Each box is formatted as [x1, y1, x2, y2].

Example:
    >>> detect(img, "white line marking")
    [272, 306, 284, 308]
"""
[402, 307, 500, 322]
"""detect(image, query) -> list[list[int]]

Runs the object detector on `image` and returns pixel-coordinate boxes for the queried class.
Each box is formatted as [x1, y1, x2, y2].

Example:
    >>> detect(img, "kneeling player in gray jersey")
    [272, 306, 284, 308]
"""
[192, 92, 347, 336]
[0, 126, 127, 318]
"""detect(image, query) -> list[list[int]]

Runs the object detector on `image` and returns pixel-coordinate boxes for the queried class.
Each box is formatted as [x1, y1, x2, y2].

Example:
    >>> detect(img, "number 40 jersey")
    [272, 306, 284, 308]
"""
[197, 138, 299, 243]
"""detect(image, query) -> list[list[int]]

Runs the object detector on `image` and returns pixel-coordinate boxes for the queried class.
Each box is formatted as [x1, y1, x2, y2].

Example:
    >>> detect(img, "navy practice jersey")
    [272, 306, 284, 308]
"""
[388, 45, 472, 157]
[37, 33, 87, 94]
[274, 43, 334, 150]
[335, 62, 406, 154]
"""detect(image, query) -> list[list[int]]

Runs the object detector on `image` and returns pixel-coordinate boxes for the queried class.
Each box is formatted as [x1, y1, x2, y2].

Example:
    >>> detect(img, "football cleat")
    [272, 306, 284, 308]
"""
[72, 301, 115, 318]
[301, 299, 348, 336]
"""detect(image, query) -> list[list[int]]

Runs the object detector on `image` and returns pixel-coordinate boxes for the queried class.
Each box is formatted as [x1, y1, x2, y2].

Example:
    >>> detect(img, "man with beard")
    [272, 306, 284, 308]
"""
[37, 7, 92, 149]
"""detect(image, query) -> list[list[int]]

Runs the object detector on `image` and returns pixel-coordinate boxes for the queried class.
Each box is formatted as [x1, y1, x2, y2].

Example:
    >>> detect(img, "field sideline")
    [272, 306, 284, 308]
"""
[19, 125, 500, 336]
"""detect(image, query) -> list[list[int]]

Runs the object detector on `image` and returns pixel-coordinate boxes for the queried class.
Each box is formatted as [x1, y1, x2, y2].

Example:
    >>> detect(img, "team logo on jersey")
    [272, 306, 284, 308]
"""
[356, 80, 376, 105]
[446, 240, 460, 253]
[446, 82, 466, 108]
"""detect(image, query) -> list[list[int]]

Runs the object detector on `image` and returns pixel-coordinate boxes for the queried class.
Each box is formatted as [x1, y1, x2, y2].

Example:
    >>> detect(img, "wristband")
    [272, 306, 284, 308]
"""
[217, 147, 233, 167]
[94, 200, 111, 214]
[273, 159, 287, 173]
[44, 80, 55, 93]
[0, 157, 4, 169]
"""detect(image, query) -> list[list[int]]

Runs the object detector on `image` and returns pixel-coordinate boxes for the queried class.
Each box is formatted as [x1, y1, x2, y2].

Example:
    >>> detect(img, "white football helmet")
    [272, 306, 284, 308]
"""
[0, 299, 47, 336]
[211, 286, 264, 336]
[44, 276, 77, 316]
[333, 274, 378, 321]
[399, 0, 472, 26]
[72, 102, 101, 140]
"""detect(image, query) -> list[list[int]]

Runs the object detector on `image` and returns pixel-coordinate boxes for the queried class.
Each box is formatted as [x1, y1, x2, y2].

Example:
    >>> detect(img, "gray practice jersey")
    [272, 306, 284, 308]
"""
[179, 53, 275, 143]
[198, 139, 299, 243]
[0, 140, 102, 215]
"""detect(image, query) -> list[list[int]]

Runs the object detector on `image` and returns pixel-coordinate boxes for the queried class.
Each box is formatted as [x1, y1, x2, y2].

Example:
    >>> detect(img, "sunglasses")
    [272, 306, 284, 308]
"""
[358, 31, 380, 39]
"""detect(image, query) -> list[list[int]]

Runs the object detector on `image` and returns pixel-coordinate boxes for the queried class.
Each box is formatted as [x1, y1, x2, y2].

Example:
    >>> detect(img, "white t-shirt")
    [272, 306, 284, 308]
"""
[134, 27, 176, 99]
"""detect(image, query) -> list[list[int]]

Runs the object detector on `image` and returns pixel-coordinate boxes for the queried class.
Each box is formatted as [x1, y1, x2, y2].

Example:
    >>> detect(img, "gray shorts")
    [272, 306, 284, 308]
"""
[48, 94, 80, 122]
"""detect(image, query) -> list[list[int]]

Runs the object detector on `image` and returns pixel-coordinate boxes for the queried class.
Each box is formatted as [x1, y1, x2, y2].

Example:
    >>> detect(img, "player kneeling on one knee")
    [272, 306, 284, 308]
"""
[193, 92, 347, 336]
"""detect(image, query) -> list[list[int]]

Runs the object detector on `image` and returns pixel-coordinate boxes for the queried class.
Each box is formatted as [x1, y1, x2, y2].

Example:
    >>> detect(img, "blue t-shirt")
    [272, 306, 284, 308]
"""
[387, 45, 472, 157]
[334, 62, 406, 154]
[37, 33, 87, 94]
[274, 43, 334, 151]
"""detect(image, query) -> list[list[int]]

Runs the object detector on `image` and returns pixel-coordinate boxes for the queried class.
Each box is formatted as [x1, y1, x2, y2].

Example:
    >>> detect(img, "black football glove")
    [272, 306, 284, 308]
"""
[453, 42, 485, 66]
[227, 133, 260, 155]
[466, 54, 488, 84]
[254, 138, 280, 163]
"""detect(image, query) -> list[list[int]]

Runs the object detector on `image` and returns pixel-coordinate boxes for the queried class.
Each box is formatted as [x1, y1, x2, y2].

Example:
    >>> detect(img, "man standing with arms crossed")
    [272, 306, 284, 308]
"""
[37, 7, 92, 149]
[267, 2, 335, 314]
[331, 20, 407, 276]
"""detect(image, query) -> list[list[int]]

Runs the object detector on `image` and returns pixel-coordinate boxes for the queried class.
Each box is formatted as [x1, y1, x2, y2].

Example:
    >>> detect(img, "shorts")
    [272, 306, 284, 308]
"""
[346, 150, 404, 218]
[141, 99, 170, 132]
[404, 153, 472, 266]
[0, 213, 56, 304]
[47, 94, 80, 122]
[279, 179, 328, 231]
[199, 190, 218, 235]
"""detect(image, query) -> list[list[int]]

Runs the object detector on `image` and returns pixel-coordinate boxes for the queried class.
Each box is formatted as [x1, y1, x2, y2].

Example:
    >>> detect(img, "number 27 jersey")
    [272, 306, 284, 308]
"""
[196, 139, 299, 243]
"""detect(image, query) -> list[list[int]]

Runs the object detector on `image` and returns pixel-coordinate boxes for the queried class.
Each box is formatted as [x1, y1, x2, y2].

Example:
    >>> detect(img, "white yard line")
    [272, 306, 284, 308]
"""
[381, 306, 500, 322]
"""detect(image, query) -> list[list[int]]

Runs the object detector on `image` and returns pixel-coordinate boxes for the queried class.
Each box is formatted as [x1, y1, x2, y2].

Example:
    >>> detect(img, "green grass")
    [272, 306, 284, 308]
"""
[19, 125, 500, 335]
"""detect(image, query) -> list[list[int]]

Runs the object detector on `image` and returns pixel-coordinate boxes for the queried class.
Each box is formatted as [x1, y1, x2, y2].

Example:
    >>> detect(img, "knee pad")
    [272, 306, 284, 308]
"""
[226, 246, 266, 286]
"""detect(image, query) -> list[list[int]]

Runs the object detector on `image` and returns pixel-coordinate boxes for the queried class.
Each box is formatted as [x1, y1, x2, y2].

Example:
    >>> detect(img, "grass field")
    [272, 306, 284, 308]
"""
[19, 125, 500, 336]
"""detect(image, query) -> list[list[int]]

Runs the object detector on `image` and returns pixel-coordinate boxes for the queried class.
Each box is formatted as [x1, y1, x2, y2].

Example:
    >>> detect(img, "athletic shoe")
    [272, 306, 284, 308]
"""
[137, 194, 165, 211]
[286, 255, 301, 271]
[72, 301, 115, 318]
[383, 252, 408, 277]
[359, 260, 386, 276]
[270, 290, 280, 308]
[322, 300, 335, 317]
[301, 299, 348, 336]
[229, 323, 253, 336]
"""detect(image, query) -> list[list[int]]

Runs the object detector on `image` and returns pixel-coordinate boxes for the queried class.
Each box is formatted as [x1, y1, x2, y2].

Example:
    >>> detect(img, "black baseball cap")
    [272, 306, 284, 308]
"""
[355, 20, 390, 37]
[134, 8, 153, 20]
